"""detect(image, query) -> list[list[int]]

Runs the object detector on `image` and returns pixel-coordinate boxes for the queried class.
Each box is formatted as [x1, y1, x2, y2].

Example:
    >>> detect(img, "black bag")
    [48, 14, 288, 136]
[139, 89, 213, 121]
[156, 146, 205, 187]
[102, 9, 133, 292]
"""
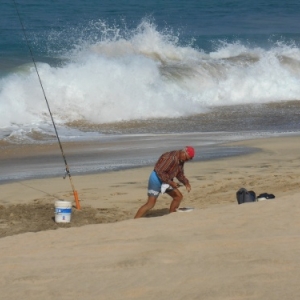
[236, 188, 256, 204]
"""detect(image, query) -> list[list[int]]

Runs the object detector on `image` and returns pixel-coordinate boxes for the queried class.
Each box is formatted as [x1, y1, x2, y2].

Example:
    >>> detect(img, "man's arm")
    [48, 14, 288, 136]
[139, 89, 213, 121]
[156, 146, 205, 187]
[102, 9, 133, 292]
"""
[176, 166, 191, 192]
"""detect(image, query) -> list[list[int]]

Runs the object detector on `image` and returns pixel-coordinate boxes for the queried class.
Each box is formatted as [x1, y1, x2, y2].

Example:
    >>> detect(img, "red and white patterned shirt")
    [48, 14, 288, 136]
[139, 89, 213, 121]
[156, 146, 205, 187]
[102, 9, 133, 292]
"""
[154, 150, 189, 185]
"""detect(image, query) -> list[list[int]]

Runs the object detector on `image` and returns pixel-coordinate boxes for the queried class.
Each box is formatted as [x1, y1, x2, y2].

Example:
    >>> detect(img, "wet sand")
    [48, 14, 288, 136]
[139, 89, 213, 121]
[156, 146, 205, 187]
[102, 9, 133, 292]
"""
[0, 131, 258, 183]
[1, 135, 300, 299]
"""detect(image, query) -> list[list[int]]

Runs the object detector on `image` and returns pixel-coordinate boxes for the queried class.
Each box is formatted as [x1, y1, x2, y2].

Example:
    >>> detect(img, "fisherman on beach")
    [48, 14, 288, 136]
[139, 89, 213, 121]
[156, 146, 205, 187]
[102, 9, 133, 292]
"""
[134, 146, 195, 218]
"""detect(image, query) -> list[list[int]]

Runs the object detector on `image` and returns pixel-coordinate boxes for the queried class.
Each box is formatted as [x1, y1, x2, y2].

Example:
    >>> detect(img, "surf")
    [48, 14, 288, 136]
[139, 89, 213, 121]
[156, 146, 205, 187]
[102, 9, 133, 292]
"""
[1, 20, 300, 142]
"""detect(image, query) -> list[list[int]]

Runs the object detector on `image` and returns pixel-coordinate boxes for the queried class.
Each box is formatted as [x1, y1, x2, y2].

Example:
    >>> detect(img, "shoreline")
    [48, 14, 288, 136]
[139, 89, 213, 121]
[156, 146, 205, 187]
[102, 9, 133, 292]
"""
[0, 135, 300, 204]
[1, 130, 298, 184]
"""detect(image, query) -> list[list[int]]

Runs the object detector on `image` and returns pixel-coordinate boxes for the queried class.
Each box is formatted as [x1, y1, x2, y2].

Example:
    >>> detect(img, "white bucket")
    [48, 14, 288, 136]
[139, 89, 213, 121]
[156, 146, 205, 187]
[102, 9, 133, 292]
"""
[55, 200, 72, 223]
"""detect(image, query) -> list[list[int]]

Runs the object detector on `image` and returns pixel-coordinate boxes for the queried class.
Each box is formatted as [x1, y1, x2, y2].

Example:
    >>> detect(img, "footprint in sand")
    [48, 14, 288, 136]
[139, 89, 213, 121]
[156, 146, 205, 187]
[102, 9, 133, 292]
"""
[110, 192, 128, 196]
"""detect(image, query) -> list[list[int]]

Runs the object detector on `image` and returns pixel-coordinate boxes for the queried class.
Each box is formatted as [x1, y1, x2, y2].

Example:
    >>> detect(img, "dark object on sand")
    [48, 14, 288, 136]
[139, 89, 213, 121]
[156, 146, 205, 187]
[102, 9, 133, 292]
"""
[236, 188, 256, 204]
[257, 193, 275, 201]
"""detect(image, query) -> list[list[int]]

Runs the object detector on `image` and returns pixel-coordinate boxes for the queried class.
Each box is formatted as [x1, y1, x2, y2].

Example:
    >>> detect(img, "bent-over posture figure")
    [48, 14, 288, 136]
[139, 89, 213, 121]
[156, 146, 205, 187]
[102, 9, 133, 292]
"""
[134, 146, 195, 218]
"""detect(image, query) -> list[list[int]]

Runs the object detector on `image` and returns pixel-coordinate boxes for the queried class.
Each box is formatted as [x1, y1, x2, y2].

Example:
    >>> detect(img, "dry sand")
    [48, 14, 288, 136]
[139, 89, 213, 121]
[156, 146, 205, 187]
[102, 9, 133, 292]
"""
[1, 135, 300, 299]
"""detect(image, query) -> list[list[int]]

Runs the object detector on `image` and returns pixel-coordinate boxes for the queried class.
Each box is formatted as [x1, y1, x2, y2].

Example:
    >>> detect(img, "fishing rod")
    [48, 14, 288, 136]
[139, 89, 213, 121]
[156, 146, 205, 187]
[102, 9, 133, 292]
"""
[12, 0, 81, 209]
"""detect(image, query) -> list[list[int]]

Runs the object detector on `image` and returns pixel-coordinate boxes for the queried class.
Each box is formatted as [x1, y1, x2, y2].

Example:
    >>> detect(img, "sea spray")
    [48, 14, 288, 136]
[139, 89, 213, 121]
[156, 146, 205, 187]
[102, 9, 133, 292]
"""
[1, 20, 300, 142]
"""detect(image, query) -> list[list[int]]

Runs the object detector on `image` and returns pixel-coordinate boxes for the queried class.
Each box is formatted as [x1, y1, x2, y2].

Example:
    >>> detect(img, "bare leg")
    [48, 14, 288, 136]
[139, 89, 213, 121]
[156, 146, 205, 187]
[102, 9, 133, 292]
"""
[167, 189, 183, 213]
[134, 196, 157, 218]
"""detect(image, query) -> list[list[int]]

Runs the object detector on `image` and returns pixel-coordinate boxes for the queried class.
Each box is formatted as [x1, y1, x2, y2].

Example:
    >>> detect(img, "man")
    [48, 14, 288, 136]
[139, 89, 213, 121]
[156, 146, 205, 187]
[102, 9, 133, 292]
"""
[134, 146, 195, 218]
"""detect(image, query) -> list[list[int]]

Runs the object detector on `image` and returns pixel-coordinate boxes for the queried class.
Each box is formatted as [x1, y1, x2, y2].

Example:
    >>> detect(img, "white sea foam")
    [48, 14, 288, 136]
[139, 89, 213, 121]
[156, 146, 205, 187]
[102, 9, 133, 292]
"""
[1, 21, 300, 136]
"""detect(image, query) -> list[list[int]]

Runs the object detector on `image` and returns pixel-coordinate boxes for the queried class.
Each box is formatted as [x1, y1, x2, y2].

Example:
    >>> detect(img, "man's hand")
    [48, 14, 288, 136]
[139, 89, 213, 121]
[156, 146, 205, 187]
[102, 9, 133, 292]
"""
[185, 183, 191, 192]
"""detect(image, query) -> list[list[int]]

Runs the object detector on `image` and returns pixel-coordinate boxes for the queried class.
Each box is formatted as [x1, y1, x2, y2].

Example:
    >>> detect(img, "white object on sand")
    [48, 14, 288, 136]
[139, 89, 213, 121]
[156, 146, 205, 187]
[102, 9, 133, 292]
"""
[257, 197, 267, 201]
[55, 200, 72, 223]
[176, 207, 194, 212]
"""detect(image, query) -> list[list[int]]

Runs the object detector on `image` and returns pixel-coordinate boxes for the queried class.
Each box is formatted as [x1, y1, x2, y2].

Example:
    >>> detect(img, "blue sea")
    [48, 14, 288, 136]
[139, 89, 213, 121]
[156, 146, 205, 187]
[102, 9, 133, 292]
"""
[1, 0, 300, 181]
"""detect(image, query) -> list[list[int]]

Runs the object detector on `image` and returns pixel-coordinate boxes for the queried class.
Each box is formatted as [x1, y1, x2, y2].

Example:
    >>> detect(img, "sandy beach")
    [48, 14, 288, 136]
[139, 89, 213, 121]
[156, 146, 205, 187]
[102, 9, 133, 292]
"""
[1, 135, 300, 299]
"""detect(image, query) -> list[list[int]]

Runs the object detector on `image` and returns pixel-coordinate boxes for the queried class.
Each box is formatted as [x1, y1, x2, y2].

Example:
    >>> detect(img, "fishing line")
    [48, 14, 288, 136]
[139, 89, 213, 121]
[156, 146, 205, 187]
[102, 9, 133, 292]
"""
[12, 0, 81, 209]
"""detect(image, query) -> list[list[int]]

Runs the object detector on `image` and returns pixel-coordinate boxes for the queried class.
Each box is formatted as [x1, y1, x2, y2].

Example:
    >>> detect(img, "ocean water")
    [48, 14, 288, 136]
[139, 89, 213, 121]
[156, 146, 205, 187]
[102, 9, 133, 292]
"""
[1, 1, 300, 181]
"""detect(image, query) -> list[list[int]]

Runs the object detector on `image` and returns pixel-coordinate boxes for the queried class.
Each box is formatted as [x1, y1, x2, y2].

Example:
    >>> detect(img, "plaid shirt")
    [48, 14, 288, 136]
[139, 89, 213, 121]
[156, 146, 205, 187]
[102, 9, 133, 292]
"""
[154, 150, 189, 185]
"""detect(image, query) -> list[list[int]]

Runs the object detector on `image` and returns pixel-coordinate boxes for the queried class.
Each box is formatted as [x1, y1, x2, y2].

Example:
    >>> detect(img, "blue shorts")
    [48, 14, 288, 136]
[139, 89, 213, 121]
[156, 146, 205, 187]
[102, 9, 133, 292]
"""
[147, 171, 162, 198]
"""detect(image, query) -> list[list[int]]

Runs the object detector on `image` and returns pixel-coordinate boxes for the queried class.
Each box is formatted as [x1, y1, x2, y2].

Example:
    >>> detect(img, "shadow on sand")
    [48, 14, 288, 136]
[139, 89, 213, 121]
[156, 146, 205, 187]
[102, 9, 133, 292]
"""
[146, 208, 169, 218]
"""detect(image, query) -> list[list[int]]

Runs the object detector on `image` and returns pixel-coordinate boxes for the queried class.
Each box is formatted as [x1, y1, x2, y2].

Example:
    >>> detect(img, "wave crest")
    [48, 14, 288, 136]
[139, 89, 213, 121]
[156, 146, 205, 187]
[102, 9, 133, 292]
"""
[1, 20, 300, 130]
